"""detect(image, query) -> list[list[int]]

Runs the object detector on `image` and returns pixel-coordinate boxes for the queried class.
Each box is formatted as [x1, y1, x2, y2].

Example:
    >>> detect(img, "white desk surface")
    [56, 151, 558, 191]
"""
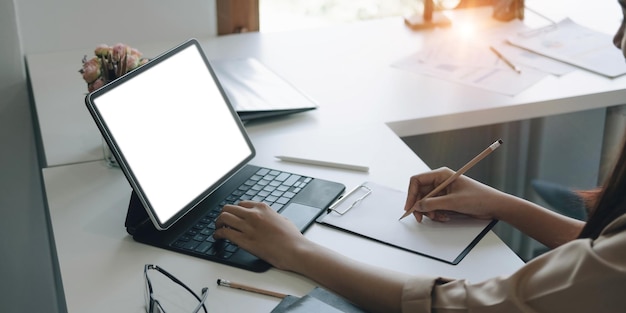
[43, 123, 524, 312]
[27, 4, 626, 168]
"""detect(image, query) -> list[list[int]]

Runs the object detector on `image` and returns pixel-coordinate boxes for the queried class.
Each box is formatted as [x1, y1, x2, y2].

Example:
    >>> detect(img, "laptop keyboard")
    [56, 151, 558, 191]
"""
[171, 167, 312, 259]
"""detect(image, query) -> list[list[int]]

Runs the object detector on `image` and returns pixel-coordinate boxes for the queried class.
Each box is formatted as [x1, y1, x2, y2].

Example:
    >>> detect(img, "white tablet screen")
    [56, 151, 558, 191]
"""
[88, 41, 254, 229]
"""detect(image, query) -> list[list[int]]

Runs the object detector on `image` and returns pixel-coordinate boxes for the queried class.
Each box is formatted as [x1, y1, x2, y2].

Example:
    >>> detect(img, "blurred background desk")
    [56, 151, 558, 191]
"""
[26, 3, 626, 168]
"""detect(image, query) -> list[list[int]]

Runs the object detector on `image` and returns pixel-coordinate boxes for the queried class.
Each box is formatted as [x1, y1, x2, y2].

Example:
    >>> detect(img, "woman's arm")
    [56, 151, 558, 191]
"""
[406, 167, 585, 248]
[289, 237, 408, 313]
[494, 192, 584, 248]
[214, 201, 409, 313]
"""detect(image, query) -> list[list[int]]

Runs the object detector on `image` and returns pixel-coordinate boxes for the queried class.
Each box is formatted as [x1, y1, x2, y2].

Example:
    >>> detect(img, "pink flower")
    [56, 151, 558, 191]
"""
[88, 77, 106, 92]
[81, 57, 101, 83]
[94, 44, 111, 57]
[111, 43, 130, 62]
[80, 43, 148, 92]
[129, 48, 143, 58]
[125, 54, 140, 70]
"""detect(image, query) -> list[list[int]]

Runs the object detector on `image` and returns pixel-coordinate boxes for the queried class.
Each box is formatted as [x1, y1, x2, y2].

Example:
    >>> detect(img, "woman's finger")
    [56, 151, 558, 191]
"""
[214, 224, 244, 242]
[215, 205, 250, 230]
[412, 211, 424, 223]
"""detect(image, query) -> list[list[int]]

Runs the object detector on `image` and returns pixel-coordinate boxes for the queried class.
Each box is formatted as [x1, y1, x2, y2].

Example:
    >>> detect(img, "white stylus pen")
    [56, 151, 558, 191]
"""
[275, 155, 370, 172]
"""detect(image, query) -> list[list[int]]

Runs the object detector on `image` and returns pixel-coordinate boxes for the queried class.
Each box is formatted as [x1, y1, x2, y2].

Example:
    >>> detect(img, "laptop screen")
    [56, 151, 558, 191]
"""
[86, 39, 255, 230]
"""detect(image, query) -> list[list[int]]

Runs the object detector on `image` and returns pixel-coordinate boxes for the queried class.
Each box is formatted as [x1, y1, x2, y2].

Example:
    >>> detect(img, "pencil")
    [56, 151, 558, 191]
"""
[399, 139, 503, 221]
[216, 279, 288, 299]
[489, 46, 521, 74]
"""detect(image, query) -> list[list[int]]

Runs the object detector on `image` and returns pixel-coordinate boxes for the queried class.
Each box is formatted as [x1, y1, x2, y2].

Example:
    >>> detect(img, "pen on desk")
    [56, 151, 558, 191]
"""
[489, 46, 522, 74]
[216, 279, 288, 299]
[275, 155, 370, 172]
[399, 139, 504, 221]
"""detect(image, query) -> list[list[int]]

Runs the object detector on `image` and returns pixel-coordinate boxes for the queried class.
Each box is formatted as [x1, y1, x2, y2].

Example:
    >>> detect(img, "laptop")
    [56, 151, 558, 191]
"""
[85, 39, 345, 272]
[211, 57, 318, 121]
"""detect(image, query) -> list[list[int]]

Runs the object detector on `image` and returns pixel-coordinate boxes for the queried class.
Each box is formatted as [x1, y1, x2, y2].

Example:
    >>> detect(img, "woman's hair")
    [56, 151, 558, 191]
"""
[578, 132, 626, 239]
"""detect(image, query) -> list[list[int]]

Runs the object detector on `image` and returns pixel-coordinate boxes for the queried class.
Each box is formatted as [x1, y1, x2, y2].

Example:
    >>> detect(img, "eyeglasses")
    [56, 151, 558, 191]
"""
[144, 264, 209, 313]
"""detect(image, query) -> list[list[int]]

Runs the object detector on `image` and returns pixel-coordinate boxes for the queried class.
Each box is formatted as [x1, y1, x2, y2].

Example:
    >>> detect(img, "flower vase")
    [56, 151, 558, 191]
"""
[81, 43, 149, 168]
[102, 137, 119, 168]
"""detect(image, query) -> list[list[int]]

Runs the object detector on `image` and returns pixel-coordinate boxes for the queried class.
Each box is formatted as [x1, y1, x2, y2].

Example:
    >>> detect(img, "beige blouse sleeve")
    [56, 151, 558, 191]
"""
[402, 224, 626, 313]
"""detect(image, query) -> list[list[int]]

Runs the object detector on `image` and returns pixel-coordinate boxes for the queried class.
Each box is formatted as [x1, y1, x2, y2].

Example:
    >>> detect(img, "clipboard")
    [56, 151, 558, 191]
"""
[316, 182, 496, 265]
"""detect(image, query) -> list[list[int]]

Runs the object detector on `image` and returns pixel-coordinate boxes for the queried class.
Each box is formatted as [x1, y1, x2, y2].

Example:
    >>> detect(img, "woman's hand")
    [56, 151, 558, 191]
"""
[213, 201, 308, 271]
[216, 202, 410, 313]
[404, 167, 507, 223]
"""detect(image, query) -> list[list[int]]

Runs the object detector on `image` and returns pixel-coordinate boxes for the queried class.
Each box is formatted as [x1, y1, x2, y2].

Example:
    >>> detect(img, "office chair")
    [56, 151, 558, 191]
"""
[530, 179, 588, 258]
[531, 179, 587, 221]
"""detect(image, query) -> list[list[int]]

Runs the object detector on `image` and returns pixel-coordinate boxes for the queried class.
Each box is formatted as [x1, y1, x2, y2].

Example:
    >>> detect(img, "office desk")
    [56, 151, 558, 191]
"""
[43, 123, 524, 312]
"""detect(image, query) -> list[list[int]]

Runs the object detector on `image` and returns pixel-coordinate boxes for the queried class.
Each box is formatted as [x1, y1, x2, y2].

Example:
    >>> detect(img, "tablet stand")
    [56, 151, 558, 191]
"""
[125, 190, 152, 236]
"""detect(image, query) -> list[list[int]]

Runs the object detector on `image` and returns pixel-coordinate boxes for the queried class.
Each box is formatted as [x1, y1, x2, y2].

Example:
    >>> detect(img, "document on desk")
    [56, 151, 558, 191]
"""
[391, 20, 575, 95]
[316, 182, 496, 264]
[507, 18, 626, 78]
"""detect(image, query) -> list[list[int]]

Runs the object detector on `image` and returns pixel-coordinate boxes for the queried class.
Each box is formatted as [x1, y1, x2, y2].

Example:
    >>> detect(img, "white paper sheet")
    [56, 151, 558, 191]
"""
[392, 21, 553, 95]
[507, 18, 626, 78]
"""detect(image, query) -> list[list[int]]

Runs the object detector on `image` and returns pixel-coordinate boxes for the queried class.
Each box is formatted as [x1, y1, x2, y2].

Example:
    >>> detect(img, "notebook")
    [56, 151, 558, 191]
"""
[210, 57, 318, 121]
[84, 39, 345, 272]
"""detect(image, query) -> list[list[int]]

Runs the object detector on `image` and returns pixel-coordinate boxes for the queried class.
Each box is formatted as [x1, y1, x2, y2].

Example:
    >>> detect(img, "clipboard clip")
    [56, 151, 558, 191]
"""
[327, 184, 372, 215]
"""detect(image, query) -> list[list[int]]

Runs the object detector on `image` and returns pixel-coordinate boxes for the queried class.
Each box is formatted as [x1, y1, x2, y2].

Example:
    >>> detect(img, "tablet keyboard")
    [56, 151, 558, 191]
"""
[171, 167, 312, 259]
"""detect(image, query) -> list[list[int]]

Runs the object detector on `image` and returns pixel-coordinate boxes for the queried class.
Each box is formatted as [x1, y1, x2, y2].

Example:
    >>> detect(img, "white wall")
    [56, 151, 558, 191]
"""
[15, 0, 217, 54]
[0, 0, 62, 312]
